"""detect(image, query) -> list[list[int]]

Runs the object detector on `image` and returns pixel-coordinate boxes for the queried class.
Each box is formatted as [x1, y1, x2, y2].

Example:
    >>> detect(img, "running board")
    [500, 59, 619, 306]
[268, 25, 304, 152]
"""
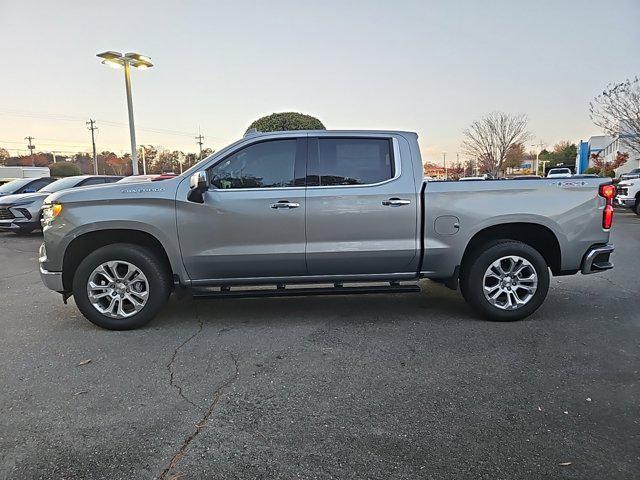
[192, 283, 421, 299]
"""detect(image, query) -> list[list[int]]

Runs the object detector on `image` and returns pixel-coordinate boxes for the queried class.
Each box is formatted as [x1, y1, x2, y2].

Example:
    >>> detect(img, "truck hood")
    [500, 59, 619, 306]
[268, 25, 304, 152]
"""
[0, 191, 48, 206]
[45, 177, 182, 205]
[617, 179, 638, 188]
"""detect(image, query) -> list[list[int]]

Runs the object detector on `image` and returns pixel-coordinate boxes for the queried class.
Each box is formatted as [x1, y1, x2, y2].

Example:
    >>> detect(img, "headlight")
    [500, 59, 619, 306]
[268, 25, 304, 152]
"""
[41, 203, 63, 226]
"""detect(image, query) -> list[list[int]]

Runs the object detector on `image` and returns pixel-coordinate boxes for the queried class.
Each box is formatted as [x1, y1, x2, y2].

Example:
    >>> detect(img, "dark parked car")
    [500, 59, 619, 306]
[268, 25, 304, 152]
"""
[0, 177, 55, 197]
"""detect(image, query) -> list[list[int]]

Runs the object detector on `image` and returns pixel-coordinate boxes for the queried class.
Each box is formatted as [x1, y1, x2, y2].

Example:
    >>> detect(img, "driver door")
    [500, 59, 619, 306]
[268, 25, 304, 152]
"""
[176, 137, 307, 281]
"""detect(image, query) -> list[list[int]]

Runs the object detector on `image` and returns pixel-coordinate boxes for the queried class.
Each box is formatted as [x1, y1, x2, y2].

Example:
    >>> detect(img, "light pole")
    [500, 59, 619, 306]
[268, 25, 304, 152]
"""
[96, 51, 153, 175]
[531, 141, 546, 176]
[139, 145, 149, 175]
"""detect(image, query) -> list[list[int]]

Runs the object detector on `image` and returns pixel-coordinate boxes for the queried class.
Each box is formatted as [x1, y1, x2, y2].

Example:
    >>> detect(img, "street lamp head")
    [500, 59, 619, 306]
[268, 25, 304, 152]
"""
[125, 53, 153, 69]
[97, 51, 123, 60]
[97, 51, 153, 69]
[131, 60, 154, 70]
[125, 53, 151, 62]
[101, 59, 124, 69]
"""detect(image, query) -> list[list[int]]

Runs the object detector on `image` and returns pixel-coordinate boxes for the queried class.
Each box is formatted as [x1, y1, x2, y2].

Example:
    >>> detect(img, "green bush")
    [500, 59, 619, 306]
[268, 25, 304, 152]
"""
[247, 112, 325, 133]
[584, 167, 600, 175]
[49, 161, 81, 177]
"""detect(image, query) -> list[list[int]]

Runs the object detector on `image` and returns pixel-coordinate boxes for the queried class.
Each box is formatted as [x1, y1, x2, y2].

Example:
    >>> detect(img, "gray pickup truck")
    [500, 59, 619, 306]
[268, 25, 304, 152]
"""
[38, 130, 615, 330]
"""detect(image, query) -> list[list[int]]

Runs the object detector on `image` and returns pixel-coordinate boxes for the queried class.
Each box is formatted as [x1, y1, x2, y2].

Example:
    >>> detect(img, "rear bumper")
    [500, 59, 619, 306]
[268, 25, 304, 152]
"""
[581, 244, 614, 274]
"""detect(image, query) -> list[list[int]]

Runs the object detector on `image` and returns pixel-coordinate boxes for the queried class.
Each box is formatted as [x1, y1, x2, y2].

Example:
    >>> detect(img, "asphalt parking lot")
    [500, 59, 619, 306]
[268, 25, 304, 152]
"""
[1, 211, 638, 480]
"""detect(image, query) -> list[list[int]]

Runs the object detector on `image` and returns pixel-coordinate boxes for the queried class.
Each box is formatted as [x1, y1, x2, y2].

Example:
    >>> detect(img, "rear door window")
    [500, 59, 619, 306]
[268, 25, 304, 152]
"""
[313, 138, 394, 186]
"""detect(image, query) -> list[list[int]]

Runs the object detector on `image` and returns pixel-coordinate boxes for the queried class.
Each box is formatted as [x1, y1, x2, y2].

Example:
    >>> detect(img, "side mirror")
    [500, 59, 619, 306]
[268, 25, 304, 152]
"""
[188, 171, 209, 203]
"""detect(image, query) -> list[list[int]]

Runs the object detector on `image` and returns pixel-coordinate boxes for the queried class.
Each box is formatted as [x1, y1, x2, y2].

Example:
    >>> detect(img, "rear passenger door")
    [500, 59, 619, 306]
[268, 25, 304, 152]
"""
[305, 136, 419, 275]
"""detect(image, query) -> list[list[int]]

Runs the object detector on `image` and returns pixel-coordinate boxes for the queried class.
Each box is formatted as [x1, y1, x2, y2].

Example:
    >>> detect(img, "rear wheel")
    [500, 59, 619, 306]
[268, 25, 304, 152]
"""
[72, 243, 171, 330]
[460, 240, 549, 321]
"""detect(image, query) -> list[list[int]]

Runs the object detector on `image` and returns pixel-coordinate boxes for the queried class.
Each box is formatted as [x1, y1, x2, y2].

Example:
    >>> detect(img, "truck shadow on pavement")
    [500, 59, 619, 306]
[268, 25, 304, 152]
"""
[151, 281, 481, 331]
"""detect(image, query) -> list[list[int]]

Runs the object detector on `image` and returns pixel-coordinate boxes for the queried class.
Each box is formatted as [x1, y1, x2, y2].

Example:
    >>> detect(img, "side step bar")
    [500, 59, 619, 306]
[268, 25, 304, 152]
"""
[192, 283, 421, 300]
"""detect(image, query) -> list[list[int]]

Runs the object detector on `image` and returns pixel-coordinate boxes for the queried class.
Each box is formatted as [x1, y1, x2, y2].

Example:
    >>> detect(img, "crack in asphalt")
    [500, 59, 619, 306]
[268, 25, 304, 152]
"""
[165, 305, 204, 411]
[158, 351, 240, 480]
[594, 275, 635, 296]
[0, 270, 31, 282]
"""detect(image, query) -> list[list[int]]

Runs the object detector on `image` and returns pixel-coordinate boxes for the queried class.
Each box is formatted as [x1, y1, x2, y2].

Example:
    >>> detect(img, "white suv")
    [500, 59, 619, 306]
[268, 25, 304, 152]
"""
[616, 178, 640, 215]
[546, 168, 572, 178]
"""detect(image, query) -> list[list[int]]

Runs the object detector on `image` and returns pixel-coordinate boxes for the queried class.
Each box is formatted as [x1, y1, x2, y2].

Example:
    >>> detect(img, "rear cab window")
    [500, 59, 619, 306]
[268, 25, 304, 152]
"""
[308, 137, 394, 186]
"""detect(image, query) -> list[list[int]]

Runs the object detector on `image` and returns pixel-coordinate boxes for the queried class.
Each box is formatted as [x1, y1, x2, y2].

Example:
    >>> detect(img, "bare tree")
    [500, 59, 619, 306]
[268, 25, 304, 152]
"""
[590, 77, 640, 156]
[461, 112, 531, 176]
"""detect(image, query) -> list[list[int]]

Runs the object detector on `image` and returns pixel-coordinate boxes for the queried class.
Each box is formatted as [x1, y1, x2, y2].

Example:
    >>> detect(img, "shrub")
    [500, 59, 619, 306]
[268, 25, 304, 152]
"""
[247, 112, 325, 133]
[49, 161, 81, 177]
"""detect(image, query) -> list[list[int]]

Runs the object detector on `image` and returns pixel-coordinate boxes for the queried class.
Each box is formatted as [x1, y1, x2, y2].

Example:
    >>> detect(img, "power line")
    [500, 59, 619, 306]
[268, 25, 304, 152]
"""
[0, 109, 219, 139]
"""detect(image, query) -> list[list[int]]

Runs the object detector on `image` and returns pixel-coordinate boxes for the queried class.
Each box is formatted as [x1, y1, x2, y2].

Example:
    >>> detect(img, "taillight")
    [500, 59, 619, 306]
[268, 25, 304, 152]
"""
[599, 184, 615, 229]
[599, 184, 616, 201]
[603, 204, 614, 229]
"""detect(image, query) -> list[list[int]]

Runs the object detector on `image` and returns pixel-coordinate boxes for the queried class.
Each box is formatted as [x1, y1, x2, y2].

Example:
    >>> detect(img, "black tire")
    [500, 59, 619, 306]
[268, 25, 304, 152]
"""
[460, 240, 549, 322]
[634, 201, 640, 216]
[72, 243, 171, 330]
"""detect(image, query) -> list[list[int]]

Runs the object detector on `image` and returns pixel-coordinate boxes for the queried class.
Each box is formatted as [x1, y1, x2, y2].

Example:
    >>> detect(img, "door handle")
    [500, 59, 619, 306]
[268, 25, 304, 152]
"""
[270, 200, 300, 209]
[382, 198, 411, 207]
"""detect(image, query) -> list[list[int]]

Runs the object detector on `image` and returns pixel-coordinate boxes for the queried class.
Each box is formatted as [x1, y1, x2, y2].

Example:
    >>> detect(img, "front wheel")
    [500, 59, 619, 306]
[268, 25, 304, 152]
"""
[460, 240, 549, 322]
[72, 243, 171, 330]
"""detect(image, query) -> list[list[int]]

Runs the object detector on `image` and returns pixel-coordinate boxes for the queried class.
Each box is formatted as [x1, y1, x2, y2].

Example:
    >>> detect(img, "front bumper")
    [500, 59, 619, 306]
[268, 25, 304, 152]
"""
[39, 243, 64, 292]
[0, 219, 40, 231]
[581, 244, 614, 274]
[39, 265, 64, 292]
[615, 196, 636, 208]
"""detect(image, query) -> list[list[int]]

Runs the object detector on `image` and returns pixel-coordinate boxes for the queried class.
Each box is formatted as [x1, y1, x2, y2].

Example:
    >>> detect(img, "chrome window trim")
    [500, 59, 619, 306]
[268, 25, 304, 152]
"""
[202, 134, 401, 192]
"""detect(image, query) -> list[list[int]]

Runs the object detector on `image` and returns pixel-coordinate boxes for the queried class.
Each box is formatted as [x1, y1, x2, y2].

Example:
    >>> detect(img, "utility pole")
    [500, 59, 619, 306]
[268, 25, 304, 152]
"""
[443, 152, 447, 180]
[25, 136, 35, 166]
[87, 119, 98, 174]
[532, 140, 546, 176]
[52, 151, 57, 163]
[195, 131, 205, 160]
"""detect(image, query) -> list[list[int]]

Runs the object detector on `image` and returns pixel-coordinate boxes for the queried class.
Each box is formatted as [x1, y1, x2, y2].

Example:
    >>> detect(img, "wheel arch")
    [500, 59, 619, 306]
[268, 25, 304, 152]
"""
[460, 222, 562, 276]
[62, 229, 173, 291]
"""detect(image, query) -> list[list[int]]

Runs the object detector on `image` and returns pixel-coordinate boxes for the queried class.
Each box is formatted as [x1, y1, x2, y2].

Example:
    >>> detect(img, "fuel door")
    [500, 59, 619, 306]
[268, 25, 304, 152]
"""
[434, 215, 460, 235]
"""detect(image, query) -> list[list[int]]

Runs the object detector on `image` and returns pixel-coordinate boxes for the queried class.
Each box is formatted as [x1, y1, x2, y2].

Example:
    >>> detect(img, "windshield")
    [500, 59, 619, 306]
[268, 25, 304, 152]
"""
[0, 178, 33, 193]
[41, 176, 83, 193]
[549, 168, 570, 174]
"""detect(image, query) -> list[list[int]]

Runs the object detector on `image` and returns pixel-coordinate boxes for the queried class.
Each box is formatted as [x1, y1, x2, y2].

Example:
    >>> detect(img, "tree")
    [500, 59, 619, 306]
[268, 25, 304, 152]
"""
[101, 152, 129, 176]
[72, 153, 94, 174]
[503, 142, 526, 169]
[49, 161, 81, 177]
[545, 141, 578, 167]
[0, 148, 9, 165]
[247, 112, 325, 133]
[590, 151, 628, 177]
[447, 162, 465, 180]
[590, 77, 640, 157]
[461, 112, 530, 177]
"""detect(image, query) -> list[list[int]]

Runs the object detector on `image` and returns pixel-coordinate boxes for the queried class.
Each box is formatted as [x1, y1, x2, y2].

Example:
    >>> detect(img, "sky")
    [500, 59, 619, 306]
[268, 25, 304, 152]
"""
[1, 0, 639, 165]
